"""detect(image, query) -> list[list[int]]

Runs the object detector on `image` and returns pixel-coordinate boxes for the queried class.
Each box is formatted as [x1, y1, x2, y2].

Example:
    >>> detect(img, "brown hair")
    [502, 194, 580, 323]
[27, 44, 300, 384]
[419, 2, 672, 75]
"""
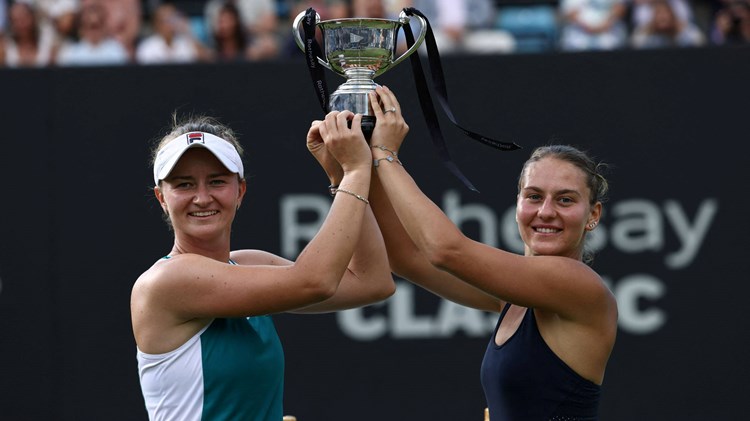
[518, 144, 608, 205]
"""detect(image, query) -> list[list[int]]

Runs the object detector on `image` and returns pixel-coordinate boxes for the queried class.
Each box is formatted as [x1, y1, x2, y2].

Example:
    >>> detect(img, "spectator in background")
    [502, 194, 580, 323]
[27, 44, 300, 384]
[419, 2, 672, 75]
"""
[204, 0, 279, 60]
[711, 0, 750, 44]
[101, 0, 141, 61]
[631, 0, 705, 48]
[407, 0, 471, 51]
[55, 1, 129, 66]
[345, 0, 406, 54]
[286, 0, 349, 21]
[559, 0, 629, 51]
[0, 1, 55, 67]
[630, 0, 695, 30]
[281, 0, 349, 57]
[405, 0, 514, 54]
[350, 0, 389, 17]
[211, 1, 249, 62]
[136, 2, 210, 64]
[28, 0, 79, 47]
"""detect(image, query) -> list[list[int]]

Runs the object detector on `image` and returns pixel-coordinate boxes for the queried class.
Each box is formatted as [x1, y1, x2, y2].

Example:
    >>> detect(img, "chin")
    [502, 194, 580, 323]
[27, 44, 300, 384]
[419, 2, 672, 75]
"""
[528, 243, 567, 257]
[181, 222, 225, 236]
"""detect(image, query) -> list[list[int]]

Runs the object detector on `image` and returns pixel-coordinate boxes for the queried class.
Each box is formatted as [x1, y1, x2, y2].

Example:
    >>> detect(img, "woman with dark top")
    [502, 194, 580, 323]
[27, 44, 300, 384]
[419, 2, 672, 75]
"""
[367, 86, 618, 420]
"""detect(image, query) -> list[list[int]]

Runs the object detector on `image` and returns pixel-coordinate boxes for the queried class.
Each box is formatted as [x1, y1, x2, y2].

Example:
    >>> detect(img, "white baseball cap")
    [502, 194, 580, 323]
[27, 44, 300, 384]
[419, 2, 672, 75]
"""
[153, 132, 244, 186]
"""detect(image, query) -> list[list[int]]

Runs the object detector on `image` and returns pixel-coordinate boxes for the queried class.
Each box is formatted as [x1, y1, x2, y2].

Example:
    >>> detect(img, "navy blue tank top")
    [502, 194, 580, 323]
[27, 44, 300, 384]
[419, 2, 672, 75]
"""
[480, 304, 601, 421]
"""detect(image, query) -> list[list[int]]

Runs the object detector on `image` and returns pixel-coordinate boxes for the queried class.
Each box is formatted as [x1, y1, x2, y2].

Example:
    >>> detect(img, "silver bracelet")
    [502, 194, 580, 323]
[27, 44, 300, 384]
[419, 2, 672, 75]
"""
[371, 145, 402, 167]
[373, 155, 402, 167]
[371, 144, 398, 157]
[335, 188, 369, 205]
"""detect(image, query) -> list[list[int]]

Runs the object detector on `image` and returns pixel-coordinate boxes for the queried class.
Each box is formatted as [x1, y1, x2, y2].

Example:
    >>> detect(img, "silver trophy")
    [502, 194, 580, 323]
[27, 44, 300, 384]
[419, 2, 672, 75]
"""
[293, 10, 427, 137]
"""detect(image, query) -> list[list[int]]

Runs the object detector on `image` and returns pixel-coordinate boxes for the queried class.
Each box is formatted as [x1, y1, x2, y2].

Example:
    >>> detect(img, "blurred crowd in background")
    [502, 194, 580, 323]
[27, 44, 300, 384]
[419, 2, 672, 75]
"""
[0, 0, 748, 68]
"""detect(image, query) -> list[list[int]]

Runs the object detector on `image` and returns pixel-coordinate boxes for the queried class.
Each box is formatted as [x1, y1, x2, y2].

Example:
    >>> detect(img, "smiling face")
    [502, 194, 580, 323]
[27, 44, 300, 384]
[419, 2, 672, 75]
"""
[155, 148, 246, 244]
[516, 157, 601, 260]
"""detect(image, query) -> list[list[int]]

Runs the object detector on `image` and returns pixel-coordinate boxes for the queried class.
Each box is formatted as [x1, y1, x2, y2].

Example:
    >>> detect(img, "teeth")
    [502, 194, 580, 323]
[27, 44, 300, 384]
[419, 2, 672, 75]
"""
[191, 211, 218, 217]
[535, 227, 559, 233]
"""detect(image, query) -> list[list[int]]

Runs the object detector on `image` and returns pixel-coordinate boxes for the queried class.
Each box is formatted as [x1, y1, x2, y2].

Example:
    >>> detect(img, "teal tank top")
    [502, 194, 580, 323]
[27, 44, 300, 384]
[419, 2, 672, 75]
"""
[139, 256, 285, 420]
[201, 316, 285, 420]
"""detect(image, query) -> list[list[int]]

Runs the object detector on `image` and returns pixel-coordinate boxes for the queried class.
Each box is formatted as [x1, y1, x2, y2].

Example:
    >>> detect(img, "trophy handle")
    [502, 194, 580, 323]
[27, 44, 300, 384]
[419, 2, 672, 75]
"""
[379, 11, 427, 77]
[292, 10, 332, 71]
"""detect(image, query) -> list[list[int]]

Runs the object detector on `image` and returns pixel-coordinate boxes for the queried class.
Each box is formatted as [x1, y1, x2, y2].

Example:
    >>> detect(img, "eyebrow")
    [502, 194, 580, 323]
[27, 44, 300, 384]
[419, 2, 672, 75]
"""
[167, 175, 194, 182]
[522, 186, 582, 197]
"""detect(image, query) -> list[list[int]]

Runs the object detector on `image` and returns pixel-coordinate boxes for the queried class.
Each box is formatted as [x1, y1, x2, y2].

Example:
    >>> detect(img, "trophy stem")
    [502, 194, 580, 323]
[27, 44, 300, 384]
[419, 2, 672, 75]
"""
[331, 72, 379, 141]
[344, 68, 376, 80]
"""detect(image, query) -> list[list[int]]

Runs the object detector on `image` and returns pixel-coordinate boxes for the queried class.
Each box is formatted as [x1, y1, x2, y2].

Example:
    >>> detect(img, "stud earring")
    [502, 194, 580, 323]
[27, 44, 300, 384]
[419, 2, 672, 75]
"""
[588, 222, 597, 230]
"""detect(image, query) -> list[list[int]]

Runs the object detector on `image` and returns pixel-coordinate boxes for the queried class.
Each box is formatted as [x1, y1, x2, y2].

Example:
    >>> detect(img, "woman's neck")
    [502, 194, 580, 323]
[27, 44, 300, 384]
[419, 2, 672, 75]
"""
[170, 234, 231, 262]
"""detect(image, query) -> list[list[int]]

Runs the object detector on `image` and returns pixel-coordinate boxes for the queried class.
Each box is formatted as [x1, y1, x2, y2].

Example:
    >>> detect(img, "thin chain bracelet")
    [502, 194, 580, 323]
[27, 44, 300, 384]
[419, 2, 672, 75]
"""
[373, 155, 402, 167]
[371, 144, 402, 167]
[335, 188, 369, 204]
[371, 144, 398, 157]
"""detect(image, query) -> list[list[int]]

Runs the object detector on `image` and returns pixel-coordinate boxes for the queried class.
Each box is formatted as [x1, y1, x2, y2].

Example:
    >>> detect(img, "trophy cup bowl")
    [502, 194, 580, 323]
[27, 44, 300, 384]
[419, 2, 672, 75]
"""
[293, 10, 427, 138]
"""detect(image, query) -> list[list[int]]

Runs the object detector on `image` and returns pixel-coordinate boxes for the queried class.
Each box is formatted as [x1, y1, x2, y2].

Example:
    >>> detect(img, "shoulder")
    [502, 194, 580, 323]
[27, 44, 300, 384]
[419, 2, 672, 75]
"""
[132, 258, 169, 297]
[131, 256, 216, 352]
[230, 249, 292, 267]
[102, 38, 128, 53]
[138, 35, 162, 47]
[533, 256, 617, 318]
[567, 260, 617, 323]
[558, 257, 614, 303]
[56, 41, 79, 57]
[136, 36, 164, 54]
[132, 255, 208, 295]
[131, 254, 234, 315]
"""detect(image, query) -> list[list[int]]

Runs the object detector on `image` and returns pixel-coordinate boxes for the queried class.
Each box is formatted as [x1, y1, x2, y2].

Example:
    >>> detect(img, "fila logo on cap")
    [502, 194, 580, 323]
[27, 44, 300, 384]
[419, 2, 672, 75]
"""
[186, 132, 205, 145]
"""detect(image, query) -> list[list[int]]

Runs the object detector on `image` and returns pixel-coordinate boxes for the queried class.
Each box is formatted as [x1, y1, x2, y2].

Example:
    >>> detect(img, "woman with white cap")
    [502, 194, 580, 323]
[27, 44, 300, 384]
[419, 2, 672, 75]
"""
[131, 113, 394, 420]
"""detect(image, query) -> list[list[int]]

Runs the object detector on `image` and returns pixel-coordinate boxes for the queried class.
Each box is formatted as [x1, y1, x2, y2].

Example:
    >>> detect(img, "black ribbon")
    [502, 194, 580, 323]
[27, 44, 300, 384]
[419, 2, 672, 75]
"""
[302, 8, 328, 114]
[402, 7, 521, 192]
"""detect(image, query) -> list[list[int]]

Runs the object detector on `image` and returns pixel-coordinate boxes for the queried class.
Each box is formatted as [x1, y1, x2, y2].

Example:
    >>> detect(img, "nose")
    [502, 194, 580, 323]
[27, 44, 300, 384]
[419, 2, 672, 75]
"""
[537, 197, 556, 219]
[193, 183, 213, 206]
